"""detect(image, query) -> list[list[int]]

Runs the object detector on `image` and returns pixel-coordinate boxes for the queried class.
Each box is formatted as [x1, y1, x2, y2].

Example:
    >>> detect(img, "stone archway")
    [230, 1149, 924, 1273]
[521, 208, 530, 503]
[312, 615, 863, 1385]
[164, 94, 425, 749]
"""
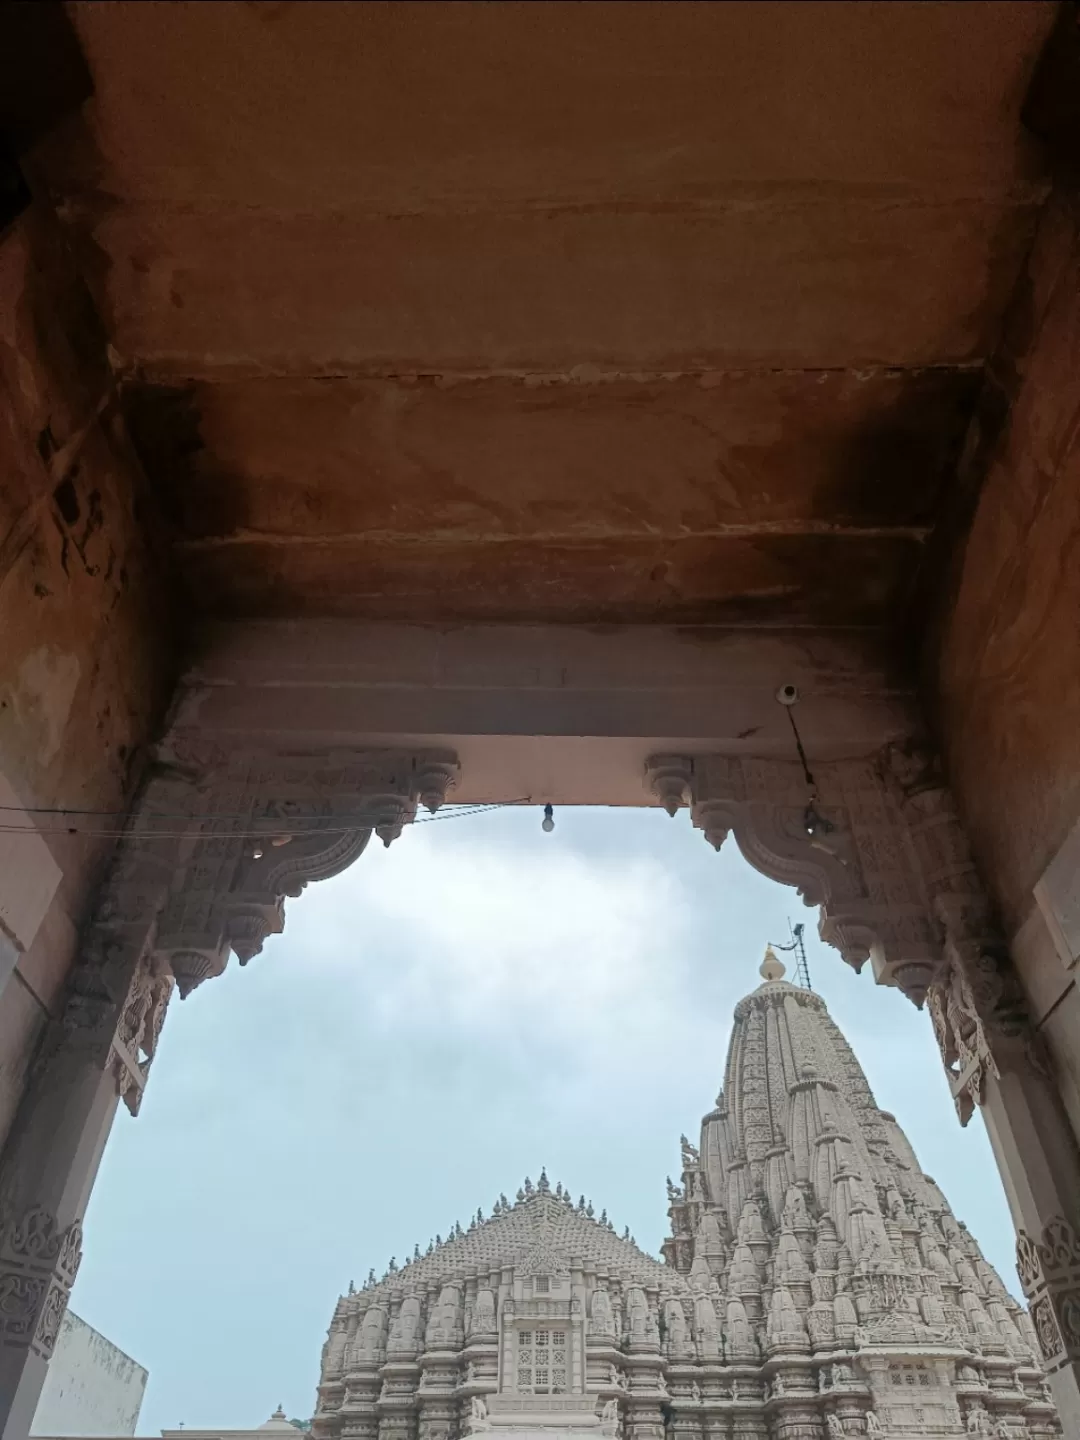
[1, 738, 1079, 1435]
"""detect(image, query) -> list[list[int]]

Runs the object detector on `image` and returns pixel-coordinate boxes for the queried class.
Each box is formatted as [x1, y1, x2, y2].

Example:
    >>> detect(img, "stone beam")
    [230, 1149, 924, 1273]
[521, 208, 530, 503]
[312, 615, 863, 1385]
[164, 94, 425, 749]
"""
[169, 621, 918, 808]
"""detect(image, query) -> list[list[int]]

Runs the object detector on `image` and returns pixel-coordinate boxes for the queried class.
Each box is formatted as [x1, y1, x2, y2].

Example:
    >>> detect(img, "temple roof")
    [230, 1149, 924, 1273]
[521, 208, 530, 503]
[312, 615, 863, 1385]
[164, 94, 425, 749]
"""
[327, 948, 1040, 1384]
[352, 1177, 681, 1303]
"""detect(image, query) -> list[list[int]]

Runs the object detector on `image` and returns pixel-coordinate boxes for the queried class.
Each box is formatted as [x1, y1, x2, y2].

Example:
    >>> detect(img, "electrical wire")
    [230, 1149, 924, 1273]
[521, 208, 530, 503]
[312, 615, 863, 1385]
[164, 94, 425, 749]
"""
[0, 799, 531, 843]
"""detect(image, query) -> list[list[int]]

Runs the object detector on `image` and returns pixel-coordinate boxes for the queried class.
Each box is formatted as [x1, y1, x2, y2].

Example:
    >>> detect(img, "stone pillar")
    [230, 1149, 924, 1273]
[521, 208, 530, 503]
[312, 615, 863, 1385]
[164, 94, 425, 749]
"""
[0, 745, 458, 1440]
[0, 920, 161, 1437]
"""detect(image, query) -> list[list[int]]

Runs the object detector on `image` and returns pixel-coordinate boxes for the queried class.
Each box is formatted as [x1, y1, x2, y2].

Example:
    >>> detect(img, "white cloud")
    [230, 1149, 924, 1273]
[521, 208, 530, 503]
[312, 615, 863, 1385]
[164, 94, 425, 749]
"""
[294, 827, 718, 1100]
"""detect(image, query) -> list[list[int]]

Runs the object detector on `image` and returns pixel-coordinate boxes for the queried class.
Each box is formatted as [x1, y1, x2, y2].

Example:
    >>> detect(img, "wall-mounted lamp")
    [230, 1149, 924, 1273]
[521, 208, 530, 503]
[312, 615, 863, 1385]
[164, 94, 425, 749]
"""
[542, 803, 555, 834]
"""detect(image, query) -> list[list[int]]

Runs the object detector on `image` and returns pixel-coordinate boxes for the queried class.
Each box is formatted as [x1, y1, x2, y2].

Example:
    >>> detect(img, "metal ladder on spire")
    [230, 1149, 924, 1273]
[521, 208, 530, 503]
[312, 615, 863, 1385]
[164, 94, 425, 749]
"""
[770, 919, 812, 990]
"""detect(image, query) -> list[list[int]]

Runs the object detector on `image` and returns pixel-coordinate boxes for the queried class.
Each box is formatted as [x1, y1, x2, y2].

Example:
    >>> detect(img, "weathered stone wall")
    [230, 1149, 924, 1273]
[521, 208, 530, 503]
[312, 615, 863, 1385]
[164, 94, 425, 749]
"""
[929, 184, 1080, 1135]
[0, 200, 173, 1155]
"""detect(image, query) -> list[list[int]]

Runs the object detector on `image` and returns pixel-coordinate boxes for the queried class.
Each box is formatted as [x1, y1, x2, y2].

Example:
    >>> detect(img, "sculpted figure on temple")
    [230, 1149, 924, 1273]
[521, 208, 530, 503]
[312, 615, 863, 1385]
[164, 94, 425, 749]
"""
[865, 1411, 882, 1436]
[471, 1288, 496, 1336]
[388, 1295, 422, 1352]
[626, 1287, 652, 1345]
[426, 1283, 463, 1344]
[591, 1287, 615, 1336]
[681, 1134, 700, 1167]
[691, 1382, 702, 1402]
[357, 1305, 388, 1357]
[600, 1399, 620, 1435]
[828, 1415, 845, 1439]
[966, 1408, 990, 1435]
[663, 1297, 690, 1356]
[467, 1397, 490, 1434]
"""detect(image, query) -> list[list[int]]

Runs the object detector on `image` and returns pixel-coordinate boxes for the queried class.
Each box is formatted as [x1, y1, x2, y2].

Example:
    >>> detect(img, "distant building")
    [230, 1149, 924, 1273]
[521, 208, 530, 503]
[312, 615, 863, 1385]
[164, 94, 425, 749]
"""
[30, 1311, 147, 1436]
[160, 1406, 309, 1440]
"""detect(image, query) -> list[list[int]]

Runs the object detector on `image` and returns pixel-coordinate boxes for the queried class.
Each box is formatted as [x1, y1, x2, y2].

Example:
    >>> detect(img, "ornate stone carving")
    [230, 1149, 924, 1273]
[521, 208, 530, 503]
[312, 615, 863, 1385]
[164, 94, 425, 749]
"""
[1016, 1216, 1080, 1373]
[109, 948, 174, 1116]
[646, 746, 1048, 1131]
[0, 1205, 82, 1359]
[151, 748, 459, 993]
[645, 752, 939, 1003]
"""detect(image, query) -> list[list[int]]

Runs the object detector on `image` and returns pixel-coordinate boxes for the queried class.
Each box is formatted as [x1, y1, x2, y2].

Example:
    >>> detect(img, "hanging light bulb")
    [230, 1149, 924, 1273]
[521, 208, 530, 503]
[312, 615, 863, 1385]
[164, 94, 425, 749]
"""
[542, 803, 555, 834]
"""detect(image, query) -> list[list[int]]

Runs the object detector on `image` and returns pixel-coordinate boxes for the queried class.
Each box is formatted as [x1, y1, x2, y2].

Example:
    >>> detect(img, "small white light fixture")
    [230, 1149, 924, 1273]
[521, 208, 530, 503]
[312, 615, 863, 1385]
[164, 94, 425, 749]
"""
[542, 803, 555, 834]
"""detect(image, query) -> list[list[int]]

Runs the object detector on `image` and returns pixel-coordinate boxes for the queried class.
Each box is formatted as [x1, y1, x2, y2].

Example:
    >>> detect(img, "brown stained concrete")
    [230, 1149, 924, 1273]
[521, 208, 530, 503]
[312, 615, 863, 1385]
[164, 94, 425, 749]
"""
[931, 189, 1080, 940]
[128, 368, 978, 621]
[0, 203, 173, 1151]
[26, 1, 1054, 627]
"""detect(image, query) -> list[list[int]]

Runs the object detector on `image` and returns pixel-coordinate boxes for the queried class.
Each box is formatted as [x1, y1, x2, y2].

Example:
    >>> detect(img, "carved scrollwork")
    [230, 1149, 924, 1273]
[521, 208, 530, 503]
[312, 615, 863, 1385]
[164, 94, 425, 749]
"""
[0, 1206, 82, 1357]
[645, 752, 939, 1003]
[647, 743, 1043, 1131]
[152, 748, 459, 994]
[1015, 1215, 1080, 1372]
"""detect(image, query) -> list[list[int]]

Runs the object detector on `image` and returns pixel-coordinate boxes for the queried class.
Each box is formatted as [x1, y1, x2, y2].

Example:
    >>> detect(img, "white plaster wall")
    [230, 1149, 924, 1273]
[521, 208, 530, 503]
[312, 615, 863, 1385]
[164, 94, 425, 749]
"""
[30, 1311, 147, 1437]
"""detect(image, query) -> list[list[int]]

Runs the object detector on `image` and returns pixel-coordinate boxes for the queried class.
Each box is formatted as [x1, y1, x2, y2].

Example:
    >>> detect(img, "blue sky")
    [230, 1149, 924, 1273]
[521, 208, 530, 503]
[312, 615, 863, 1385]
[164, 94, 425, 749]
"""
[69, 806, 1018, 1432]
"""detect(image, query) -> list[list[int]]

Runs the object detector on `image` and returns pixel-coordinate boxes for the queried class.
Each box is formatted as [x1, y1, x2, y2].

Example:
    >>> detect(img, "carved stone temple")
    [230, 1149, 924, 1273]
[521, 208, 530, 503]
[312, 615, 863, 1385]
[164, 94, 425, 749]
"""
[313, 952, 1059, 1440]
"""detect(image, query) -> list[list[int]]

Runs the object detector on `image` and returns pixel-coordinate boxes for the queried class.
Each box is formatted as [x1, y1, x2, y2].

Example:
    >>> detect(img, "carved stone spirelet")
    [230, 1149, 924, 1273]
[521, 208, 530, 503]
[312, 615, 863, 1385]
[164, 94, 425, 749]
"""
[0, 1205, 82, 1359]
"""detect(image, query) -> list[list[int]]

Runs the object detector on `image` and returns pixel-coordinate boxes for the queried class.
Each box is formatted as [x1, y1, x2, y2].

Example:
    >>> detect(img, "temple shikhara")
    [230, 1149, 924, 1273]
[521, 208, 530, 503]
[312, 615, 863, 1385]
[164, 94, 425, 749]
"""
[314, 954, 1058, 1440]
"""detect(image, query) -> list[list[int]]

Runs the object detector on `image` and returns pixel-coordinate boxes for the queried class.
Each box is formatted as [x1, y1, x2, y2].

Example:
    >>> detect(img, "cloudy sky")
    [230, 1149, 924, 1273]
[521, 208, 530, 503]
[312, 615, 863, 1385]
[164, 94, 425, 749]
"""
[69, 805, 1018, 1432]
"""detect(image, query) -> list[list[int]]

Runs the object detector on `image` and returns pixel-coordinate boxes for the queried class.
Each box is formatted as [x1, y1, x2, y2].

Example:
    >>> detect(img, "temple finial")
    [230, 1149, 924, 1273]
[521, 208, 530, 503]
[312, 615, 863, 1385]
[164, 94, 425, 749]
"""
[759, 944, 786, 982]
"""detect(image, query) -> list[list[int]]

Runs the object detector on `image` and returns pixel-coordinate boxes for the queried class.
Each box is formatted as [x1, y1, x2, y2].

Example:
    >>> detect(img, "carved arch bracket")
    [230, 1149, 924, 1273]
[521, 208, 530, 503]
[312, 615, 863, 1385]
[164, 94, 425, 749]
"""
[147, 746, 460, 996]
[646, 752, 939, 1004]
[56, 747, 460, 1119]
[645, 746, 1041, 1128]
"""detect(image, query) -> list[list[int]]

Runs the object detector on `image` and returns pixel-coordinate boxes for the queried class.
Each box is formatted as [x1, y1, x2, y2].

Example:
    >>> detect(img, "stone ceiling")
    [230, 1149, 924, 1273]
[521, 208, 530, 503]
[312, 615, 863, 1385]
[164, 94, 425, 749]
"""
[39, 1, 1056, 626]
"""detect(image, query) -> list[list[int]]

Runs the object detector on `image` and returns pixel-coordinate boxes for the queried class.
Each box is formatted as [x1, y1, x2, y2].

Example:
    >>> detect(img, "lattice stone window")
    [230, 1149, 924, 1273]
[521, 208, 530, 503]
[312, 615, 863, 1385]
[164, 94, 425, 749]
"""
[517, 1326, 567, 1393]
[535, 1275, 550, 1294]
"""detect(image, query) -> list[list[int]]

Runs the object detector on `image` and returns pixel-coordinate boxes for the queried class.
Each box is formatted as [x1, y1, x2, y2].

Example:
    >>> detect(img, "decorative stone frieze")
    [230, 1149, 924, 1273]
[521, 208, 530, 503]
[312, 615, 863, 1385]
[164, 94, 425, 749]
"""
[0, 1205, 82, 1361]
[1016, 1218, 1080, 1375]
